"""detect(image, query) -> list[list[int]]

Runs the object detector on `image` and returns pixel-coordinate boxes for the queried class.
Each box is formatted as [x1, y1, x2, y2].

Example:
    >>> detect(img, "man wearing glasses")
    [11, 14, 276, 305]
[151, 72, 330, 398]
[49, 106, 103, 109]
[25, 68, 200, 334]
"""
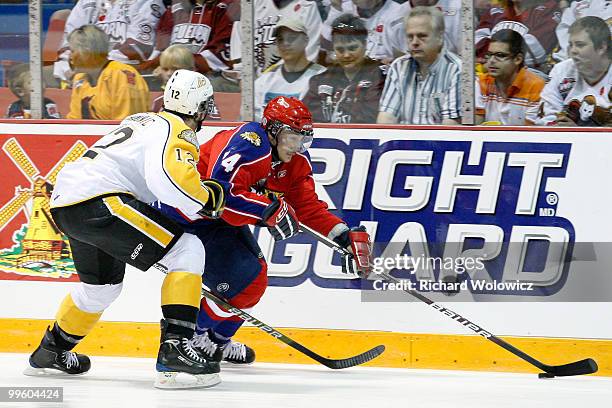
[475, 29, 545, 125]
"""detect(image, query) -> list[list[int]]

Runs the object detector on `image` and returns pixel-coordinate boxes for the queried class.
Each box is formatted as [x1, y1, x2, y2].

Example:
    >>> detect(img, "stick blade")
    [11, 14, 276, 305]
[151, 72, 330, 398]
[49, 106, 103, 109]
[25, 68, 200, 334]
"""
[323, 345, 386, 370]
[545, 358, 598, 377]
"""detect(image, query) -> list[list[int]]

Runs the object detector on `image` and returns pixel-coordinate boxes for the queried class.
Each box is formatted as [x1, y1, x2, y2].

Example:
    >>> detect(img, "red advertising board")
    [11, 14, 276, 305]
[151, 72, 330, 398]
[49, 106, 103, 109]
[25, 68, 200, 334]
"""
[0, 133, 100, 282]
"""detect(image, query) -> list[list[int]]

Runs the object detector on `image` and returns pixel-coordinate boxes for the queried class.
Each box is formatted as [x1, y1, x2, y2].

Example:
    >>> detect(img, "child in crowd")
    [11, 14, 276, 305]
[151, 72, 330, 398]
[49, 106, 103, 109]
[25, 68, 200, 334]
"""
[5, 64, 61, 119]
[151, 44, 220, 119]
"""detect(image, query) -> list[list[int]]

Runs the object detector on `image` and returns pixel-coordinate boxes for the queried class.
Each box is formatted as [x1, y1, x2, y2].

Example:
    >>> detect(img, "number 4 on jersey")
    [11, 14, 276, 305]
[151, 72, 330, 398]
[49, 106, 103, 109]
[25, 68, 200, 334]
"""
[221, 152, 241, 172]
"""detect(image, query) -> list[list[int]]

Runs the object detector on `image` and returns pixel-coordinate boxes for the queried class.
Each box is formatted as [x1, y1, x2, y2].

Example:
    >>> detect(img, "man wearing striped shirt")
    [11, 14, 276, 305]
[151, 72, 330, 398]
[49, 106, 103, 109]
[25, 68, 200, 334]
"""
[377, 6, 462, 125]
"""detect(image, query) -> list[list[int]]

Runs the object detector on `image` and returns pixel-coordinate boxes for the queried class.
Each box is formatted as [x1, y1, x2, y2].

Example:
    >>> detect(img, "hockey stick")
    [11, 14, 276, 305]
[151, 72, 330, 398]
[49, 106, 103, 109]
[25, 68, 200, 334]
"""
[155, 265, 385, 369]
[299, 223, 598, 378]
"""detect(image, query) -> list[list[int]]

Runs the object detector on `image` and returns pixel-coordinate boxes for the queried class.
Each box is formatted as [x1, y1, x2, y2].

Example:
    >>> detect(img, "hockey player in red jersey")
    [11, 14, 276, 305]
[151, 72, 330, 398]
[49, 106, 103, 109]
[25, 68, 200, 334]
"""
[155, 96, 372, 364]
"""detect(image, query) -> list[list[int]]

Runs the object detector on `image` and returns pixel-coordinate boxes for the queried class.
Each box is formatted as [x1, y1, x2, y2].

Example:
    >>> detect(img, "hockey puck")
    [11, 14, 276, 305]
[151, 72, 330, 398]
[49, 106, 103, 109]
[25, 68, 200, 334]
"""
[538, 373, 555, 379]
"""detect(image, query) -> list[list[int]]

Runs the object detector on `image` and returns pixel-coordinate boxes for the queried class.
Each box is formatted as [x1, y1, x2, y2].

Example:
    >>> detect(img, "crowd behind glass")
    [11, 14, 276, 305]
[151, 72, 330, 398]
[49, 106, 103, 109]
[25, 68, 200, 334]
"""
[3, 0, 611, 127]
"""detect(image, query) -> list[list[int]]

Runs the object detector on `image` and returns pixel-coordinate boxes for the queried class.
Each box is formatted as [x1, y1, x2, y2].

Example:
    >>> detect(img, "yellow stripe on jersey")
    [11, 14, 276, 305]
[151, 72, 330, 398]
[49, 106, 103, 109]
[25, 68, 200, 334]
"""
[157, 112, 210, 209]
[102, 196, 174, 247]
[55, 294, 103, 337]
[161, 271, 202, 308]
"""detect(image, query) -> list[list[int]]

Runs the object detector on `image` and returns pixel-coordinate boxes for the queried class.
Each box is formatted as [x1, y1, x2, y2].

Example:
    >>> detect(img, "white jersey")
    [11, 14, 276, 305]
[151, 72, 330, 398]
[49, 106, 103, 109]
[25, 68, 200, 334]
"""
[61, 0, 165, 63]
[253, 62, 326, 120]
[553, 0, 612, 61]
[536, 58, 612, 126]
[51, 111, 210, 219]
[230, 0, 322, 74]
[359, 0, 408, 61]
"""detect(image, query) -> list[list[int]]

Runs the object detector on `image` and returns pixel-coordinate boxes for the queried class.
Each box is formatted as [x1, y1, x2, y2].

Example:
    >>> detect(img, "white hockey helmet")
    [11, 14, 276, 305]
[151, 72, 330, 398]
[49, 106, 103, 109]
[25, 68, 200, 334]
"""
[163, 69, 214, 117]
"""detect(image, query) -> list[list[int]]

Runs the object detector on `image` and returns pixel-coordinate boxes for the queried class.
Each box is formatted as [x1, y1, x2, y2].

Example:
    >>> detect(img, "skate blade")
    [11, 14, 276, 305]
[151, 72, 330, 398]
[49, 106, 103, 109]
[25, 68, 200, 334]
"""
[23, 366, 88, 377]
[154, 371, 221, 389]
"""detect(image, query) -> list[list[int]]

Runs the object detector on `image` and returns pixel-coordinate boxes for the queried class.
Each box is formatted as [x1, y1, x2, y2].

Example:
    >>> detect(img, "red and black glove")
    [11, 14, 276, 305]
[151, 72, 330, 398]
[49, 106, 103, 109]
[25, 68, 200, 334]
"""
[260, 197, 299, 241]
[334, 225, 373, 278]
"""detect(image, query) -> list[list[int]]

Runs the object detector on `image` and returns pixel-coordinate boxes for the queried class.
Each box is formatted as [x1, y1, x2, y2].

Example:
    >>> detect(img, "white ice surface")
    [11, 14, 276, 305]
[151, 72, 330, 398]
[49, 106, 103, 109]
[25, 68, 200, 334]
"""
[1, 353, 611, 408]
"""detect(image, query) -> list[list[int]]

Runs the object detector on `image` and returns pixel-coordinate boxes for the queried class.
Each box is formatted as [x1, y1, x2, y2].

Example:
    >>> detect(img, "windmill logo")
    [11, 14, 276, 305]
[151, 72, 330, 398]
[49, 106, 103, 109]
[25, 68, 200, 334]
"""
[0, 137, 87, 279]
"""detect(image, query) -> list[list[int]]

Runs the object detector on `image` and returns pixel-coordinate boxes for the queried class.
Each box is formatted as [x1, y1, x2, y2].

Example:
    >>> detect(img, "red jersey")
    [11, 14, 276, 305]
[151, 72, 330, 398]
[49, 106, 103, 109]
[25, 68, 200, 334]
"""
[197, 122, 343, 236]
[152, 0, 235, 73]
[475, 0, 561, 68]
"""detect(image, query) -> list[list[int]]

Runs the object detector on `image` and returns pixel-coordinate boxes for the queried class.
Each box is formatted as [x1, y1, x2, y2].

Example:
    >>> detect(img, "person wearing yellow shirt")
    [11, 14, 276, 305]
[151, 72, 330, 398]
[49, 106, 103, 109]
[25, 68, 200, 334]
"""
[66, 25, 150, 120]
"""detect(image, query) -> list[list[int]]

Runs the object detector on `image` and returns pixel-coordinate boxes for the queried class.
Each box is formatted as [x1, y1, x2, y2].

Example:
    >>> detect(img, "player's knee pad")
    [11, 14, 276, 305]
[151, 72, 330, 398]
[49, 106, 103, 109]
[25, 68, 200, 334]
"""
[159, 233, 205, 276]
[70, 282, 123, 313]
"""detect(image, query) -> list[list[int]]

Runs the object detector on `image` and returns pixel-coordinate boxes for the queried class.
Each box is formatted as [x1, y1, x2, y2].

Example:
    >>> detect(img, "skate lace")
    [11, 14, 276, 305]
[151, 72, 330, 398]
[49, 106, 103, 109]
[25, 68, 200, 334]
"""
[62, 351, 79, 369]
[190, 333, 218, 358]
[223, 341, 246, 361]
[182, 338, 204, 363]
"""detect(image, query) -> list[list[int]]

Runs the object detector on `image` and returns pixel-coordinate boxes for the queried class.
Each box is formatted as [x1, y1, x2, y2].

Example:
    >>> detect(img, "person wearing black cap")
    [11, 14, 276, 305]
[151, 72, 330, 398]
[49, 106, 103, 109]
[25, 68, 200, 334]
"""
[303, 14, 386, 123]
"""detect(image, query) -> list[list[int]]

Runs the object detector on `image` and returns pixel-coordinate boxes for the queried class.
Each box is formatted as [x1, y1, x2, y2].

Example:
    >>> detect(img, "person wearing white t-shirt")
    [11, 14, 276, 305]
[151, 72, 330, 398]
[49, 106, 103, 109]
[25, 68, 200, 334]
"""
[537, 16, 612, 126]
[254, 18, 326, 120]
[553, 0, 612, 62]
[324, 0, 409, 62]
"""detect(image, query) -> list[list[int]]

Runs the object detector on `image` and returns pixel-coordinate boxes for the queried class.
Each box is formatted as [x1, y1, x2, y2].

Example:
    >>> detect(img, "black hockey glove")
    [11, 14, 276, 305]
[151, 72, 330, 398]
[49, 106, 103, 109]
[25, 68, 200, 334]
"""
[259, 197, 299, 241]
[198, 178, 226, 219]
[334, 225, 373, 278]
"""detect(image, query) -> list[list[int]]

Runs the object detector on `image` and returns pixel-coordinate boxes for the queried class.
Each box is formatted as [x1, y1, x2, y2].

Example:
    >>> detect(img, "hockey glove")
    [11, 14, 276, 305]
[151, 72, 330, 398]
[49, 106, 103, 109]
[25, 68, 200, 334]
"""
[260, 197, 299, 241]
[334, 226, 373, 278]
[198, 179, 226, 219]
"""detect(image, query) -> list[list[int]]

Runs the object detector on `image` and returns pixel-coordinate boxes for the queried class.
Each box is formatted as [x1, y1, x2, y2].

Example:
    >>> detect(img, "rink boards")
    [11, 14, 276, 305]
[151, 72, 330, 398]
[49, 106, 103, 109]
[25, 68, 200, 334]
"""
[0, 120, 610, 375]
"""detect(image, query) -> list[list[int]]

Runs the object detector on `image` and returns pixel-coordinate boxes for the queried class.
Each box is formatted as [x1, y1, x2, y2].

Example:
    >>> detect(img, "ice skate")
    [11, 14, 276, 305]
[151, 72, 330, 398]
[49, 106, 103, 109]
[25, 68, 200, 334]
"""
[23, 327, 90, 377]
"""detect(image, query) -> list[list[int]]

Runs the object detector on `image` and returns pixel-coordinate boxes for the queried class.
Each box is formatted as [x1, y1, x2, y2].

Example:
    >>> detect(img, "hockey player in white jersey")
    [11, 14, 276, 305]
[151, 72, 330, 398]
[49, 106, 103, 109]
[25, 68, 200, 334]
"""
[24, 70, 227, 389]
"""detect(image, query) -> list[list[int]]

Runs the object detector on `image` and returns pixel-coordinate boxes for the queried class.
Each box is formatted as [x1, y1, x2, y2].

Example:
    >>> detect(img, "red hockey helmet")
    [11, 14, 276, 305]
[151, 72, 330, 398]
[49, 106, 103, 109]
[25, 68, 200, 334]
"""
[262, 96, 313, 152]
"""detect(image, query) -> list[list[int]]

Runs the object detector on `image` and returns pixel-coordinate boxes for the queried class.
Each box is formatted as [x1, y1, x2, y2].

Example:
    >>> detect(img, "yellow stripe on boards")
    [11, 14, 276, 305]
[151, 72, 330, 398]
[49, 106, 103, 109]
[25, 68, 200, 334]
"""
[1, 318, 610, 376]
[55, 295, 103, 337]
[161, 271, 201, 308]
[103, 196, 174, 247]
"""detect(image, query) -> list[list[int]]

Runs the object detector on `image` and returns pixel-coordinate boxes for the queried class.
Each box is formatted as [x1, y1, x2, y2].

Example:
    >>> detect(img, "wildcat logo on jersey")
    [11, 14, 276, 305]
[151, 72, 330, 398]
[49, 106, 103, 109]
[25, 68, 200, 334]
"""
[264, 139, 576, 298]
[241, 132, 262, 147]
[178, 129, 198, 148]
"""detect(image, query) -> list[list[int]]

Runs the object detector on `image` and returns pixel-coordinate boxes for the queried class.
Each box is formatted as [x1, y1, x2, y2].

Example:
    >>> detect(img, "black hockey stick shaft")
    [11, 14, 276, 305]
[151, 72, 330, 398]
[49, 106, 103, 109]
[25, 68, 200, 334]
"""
[198, 286, 385, 369]
[299, 223, 598, 377]
[156, 263, 384, 369]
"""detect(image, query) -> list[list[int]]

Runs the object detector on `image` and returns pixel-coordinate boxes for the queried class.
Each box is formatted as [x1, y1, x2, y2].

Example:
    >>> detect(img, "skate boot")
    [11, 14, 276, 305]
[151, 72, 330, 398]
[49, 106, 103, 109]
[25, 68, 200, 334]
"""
[155, 323, 221, 389]
[190, 330, 223, 362]
[23, 327, 90, 376]
[221, 339, 256, 364]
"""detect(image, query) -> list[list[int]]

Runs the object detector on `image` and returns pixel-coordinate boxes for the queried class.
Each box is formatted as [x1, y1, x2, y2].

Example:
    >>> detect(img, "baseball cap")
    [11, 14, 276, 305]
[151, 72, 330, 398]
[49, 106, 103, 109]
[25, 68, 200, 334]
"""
[273, 17, 308, 37]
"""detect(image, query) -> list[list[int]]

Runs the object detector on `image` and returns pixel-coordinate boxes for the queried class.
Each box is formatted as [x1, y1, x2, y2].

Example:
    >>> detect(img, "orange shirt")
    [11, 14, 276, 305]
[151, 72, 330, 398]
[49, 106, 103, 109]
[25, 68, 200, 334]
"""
[68, 61, 150, 120]
[476, 67, 544, 125]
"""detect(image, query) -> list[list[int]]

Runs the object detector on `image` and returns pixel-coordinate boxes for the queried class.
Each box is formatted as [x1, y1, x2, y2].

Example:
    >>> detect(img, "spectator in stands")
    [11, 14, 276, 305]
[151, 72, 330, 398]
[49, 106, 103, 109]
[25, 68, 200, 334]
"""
[377, 6, 461, 124]
[323, 0, 409, 63]
[141, 0, 239, 92]
[53, 0, 166, 84]
[5, 64, 61, 119]
[151, 44, 197, 111]
[475, 0, 562, 73]
[230, 0, 323, 75]
[303, 14, 385, 123]
[66, 25, 150, 120]
[253, 17, 326, 120]
[475, 29, 544, 125]
[402, 0, 462, 56]
[537, 16, 611, 126]
[553, 0, 612, 61]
